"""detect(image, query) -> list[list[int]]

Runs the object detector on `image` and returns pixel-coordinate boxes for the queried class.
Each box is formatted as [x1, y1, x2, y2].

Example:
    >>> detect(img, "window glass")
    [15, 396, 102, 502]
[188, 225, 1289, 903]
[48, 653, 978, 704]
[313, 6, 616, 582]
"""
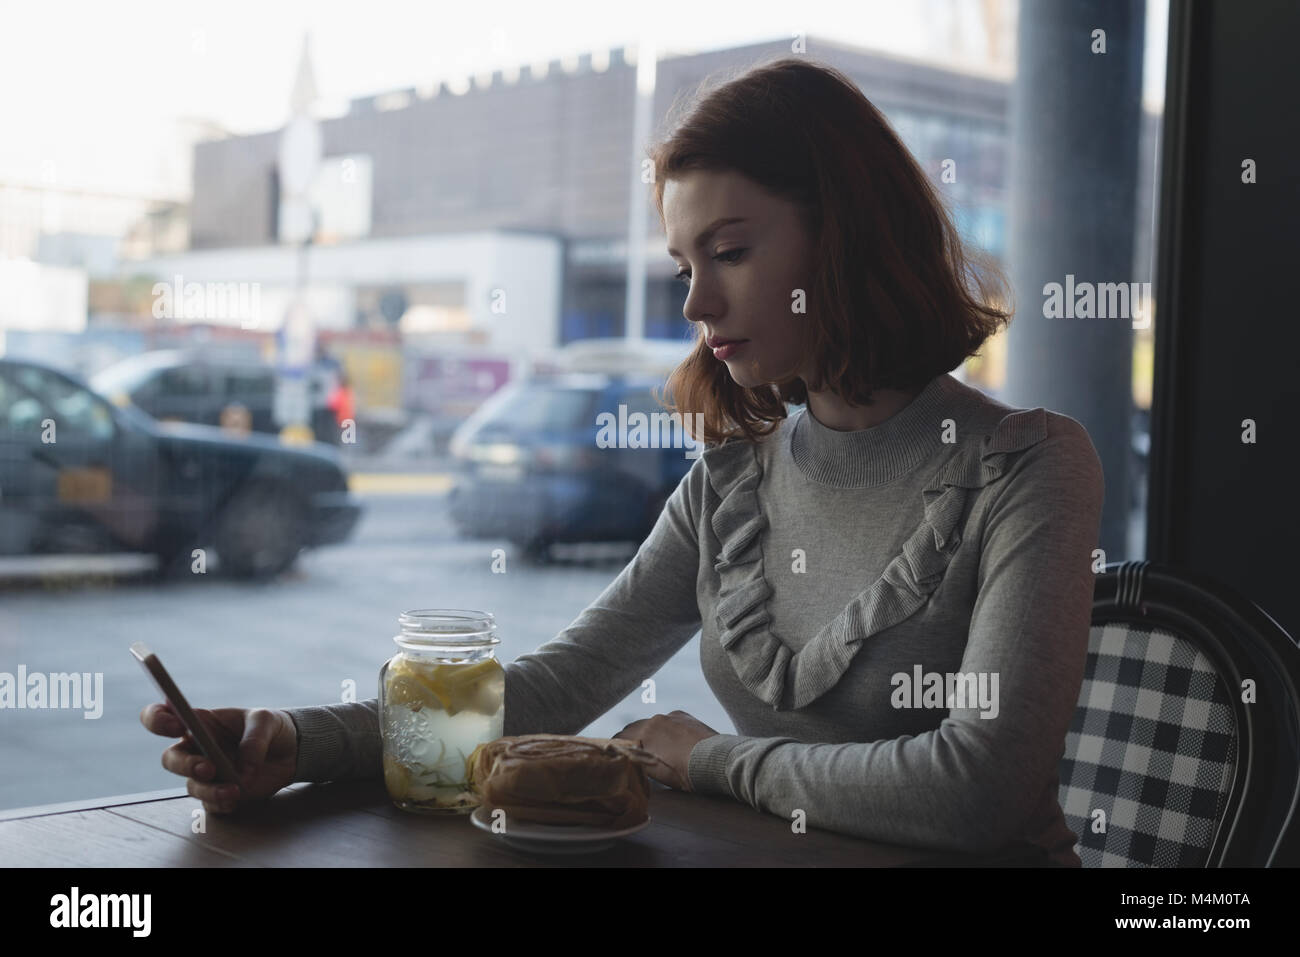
[157, 366, 210, 397]
[226, 369, 275, 400]
[481, 385, 598, 433]
[1, 1, 1171, 814]
[10, 366, 114, 440]
[0, 370, 46, 434]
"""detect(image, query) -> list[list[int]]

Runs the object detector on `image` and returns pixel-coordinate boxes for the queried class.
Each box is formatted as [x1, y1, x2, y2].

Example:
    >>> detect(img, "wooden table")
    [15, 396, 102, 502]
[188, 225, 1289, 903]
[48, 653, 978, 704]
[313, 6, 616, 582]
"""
[0, 779, 1005, 867]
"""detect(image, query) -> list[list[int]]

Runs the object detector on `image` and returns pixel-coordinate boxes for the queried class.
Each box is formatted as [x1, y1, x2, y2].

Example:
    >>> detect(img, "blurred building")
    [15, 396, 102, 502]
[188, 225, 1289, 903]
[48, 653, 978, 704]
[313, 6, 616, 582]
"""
[121, 36, 1158, 380]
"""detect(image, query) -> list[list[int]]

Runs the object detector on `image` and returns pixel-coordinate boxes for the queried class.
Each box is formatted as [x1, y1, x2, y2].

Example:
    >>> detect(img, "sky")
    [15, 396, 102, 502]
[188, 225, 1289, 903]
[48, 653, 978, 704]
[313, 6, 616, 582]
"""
[0, 0, 1166, 200]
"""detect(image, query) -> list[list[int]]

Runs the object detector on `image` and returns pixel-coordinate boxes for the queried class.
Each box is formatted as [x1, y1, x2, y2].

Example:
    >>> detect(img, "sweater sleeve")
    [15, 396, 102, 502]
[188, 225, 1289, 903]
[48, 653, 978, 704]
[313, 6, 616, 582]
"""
[285, 456, 706, 783]
[286, 699, 381, 784]
[499, 458, 705, 736]
[685, 423, 1105, 854]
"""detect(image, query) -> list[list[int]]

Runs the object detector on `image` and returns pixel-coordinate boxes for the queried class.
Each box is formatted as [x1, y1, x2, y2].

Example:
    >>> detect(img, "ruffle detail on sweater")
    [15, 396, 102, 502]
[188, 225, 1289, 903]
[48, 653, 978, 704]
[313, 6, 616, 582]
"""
[705, 407, 1050, 710]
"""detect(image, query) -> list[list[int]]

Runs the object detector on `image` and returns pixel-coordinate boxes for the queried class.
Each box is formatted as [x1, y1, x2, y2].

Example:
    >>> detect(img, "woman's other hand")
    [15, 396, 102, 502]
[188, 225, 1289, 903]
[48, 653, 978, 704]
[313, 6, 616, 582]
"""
[614, 710, 720, 791]
[140, 703, 298, 814]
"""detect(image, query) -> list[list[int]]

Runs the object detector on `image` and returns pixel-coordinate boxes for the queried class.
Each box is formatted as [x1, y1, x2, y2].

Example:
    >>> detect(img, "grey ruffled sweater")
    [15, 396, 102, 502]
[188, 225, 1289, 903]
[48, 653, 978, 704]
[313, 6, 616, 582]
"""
[286, 371, 1105, 866]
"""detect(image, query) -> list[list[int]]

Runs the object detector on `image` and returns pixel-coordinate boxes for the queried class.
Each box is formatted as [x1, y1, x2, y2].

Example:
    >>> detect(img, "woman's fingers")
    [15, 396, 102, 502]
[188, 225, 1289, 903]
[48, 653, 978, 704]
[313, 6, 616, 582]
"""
[149, 704, 259, 815]
[185, 775, 240, 814]
[614, 718, 647, 742]
[146, 703, 252, 814]
[161, 739, 240, 812]
[160, 739, 208, 779]
[647, 755, 685, 791]
[140, 702, 185, 737]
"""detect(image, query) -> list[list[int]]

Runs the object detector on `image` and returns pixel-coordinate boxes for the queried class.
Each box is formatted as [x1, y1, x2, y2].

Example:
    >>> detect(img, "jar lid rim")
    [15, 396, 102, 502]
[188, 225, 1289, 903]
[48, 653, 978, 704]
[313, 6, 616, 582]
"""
[393, 634, 500, 649]
[399, 608, 495, 624]
[396, 608, 498, 646]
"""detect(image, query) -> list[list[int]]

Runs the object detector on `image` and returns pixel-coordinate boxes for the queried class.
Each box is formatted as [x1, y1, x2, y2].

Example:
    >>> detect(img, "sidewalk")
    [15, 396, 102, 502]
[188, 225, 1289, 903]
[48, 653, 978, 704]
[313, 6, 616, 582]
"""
[337, 449, 459, 496]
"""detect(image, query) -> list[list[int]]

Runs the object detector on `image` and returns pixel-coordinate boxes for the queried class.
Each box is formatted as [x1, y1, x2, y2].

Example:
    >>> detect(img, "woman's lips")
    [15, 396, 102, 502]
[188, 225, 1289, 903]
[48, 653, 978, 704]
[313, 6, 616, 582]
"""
[711, 340, 747, 360]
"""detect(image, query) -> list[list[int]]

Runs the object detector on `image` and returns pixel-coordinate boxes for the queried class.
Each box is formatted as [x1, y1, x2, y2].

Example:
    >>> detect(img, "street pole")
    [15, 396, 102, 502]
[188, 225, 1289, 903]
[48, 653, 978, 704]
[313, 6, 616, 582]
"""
[276, 34, 322, 445]
[623, 42, 656, 342]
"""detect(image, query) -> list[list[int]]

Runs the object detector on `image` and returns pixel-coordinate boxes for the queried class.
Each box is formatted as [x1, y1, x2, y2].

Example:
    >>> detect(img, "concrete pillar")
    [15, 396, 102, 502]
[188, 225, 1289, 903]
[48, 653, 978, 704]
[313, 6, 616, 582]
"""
[1001, 0, 1146, 561]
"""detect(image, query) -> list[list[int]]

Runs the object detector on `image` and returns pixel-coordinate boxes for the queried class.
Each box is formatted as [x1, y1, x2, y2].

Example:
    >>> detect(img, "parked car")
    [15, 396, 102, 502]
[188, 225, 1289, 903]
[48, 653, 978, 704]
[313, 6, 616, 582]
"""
[0, 358, 362, 579]
[447, 373, 697, 560]
[91, 350, 341, 441]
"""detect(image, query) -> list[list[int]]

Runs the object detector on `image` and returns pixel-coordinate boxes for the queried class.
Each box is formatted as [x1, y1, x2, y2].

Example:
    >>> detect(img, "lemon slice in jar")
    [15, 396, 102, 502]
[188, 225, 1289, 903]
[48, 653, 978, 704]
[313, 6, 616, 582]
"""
[434, 660, 502, 715]
[383, 753, 411, 800]
[386, 673, 446, 711]
[461, 672, 504, 716]
[436, 659, 499, 686]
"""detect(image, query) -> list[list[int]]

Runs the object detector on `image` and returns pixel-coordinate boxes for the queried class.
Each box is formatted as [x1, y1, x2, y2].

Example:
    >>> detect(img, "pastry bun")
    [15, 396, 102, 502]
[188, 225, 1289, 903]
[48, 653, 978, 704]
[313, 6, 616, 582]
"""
[467, 733, 659, 828]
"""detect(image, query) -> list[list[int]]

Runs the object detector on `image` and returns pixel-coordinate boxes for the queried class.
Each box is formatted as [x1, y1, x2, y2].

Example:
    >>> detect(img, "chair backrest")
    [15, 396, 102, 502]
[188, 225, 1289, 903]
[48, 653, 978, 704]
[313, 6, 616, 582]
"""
[1059, 561, 1300, 867]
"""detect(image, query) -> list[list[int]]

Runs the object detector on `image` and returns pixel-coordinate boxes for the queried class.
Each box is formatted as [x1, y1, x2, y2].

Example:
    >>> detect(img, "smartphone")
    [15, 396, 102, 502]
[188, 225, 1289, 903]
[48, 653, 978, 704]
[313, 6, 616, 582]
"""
[131, 641, 241, 784]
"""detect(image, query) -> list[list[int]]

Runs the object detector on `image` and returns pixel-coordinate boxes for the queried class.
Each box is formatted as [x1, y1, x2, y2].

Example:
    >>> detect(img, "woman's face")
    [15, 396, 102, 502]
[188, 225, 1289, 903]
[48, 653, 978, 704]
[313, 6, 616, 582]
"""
[663, 169, 816, 389]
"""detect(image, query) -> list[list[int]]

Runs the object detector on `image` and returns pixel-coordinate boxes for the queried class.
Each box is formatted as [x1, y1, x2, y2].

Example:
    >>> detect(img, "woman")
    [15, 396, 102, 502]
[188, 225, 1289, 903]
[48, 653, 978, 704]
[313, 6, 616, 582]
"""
[142, 58, 1104, 866]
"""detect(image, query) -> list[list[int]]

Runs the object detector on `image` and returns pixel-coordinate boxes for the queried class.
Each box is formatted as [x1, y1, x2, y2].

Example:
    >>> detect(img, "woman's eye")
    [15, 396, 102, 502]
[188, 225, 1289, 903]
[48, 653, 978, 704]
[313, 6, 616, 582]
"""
[674, 248, 746, 286]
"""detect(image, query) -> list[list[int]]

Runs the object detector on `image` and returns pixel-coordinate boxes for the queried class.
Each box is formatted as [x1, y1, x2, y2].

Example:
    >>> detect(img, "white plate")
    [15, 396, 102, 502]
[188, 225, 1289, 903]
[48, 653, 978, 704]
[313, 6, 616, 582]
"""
[470, 804, 650, 855]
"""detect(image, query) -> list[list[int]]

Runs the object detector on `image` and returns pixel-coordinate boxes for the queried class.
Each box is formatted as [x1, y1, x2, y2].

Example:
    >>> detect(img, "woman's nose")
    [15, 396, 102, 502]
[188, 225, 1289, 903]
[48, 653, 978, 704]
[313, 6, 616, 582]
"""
[682, 283, 720, 326]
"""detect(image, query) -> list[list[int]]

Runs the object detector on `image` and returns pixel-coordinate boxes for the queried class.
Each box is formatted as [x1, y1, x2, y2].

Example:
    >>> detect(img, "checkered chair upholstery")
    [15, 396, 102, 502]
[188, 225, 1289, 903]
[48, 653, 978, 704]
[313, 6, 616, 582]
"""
[1057, 561, 1300, 867]
[1059, 621, 1239, 867]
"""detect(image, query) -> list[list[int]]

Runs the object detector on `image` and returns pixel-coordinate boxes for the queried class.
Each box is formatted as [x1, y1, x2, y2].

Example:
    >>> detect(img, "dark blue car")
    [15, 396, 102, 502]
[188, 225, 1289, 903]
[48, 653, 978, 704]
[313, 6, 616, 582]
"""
[0, 358, 361, 579]
[447, 373, 699, 560]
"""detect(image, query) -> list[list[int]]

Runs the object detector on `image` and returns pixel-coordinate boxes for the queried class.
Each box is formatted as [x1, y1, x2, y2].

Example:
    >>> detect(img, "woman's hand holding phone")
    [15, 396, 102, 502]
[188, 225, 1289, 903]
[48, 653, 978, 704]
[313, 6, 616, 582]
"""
[141, 703, 298, 814]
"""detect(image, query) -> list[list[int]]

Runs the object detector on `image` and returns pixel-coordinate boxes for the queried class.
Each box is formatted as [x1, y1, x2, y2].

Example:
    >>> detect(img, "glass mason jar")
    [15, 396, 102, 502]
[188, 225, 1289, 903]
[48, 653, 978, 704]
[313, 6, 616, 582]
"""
[379, 609, 504, 814]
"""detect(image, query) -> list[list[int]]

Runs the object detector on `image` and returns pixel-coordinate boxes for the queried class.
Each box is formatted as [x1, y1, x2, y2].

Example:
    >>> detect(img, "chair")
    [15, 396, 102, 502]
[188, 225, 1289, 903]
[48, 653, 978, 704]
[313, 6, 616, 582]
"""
[1058, 560, 1300, 867]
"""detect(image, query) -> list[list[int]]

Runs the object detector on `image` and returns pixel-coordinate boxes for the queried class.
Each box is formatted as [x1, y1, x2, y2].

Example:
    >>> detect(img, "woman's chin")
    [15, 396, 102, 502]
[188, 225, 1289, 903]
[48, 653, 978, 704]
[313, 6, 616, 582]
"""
[723, 359, 766, 389]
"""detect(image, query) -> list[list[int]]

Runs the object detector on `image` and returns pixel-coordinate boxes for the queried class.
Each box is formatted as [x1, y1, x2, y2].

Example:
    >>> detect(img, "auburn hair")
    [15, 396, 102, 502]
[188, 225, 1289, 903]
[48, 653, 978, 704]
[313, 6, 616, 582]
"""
[648, 57, 1013, 445]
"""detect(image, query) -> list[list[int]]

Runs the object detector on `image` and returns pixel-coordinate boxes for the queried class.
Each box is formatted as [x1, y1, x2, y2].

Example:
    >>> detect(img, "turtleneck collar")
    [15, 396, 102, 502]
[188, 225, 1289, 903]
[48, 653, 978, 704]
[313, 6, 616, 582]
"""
[790, 372, 971, 487]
